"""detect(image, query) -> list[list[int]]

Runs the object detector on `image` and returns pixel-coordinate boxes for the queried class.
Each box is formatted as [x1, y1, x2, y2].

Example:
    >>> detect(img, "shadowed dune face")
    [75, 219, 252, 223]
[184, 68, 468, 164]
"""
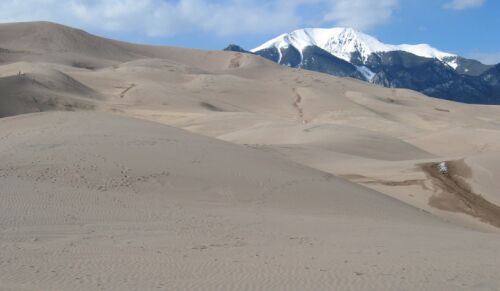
[1, 22, 500, 291]
[0, 63, 99, 117]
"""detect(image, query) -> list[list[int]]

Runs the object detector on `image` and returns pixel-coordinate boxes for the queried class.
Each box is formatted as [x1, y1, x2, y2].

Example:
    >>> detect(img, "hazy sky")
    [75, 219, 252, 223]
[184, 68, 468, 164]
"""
[1, 0, 499, 64]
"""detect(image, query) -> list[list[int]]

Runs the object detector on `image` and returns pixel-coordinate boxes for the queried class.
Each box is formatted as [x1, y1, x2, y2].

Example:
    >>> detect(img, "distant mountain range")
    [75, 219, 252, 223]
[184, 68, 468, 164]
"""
[225, 28, 500, 104]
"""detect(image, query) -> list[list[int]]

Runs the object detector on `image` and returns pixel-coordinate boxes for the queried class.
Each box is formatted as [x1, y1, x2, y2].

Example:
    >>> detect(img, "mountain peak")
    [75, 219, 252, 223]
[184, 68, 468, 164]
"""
[223, 44, 248, 53]
[252, 27, 457, 66]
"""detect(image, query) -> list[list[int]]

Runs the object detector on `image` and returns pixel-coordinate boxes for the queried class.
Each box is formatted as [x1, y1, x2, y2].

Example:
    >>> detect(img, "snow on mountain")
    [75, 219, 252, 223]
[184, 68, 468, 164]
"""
[252, 27, 458, 68]
[356, 66, 376, 82]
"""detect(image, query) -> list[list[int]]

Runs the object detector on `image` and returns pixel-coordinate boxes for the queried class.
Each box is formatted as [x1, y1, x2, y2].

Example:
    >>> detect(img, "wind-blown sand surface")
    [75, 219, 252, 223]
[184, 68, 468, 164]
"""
[1, 21, 500, 290]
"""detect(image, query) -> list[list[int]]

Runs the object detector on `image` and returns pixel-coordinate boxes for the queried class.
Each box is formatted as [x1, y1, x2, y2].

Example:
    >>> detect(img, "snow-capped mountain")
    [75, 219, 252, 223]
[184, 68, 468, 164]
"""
[225, 27, 499, 104]
[251, 27, 458, 68]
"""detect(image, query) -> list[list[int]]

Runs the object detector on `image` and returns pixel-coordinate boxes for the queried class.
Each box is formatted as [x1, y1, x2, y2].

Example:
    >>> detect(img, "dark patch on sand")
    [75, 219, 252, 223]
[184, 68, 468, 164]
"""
[72, 62, 96, 70]
[421, 160, 500, 228]
[340, 173, 428, 189]
[434, 107, 451, 113]
[229, 53, 243, 69]
[292, 88, 307, 122]
[342, 161, 500, 228]
[119, 83, 136, 98]
[200, 102, 225, 112]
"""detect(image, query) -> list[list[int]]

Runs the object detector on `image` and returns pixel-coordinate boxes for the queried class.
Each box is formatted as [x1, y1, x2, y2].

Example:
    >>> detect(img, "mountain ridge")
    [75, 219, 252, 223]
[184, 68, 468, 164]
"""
[225, 27, 499, 104]
[251, 27, 458, 67]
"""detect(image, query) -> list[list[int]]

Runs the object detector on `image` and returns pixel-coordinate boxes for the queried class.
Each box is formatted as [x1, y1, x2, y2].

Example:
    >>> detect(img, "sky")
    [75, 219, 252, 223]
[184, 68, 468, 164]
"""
[0, 0, 499, 64]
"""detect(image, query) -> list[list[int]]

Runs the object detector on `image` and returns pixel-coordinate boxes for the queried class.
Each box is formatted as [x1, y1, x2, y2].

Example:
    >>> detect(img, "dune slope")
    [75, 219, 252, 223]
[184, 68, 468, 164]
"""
[0, 112, 499, 291]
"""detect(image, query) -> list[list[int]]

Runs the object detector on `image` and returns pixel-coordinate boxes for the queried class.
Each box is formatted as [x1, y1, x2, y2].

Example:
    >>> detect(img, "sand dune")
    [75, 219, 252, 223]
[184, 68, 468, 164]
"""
[0, 111, 440, 222]
[1, 22, 500, 290]
[0, 62, 98, 117]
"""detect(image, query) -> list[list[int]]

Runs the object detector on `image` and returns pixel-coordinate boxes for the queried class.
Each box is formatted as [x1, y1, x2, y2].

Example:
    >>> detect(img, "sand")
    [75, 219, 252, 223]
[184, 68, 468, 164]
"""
[1, 21, 500, 290]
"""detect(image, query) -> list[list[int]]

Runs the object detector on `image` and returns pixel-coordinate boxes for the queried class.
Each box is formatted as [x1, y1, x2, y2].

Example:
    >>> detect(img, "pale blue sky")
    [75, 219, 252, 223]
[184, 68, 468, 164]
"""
[1, 0, 499, 64]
